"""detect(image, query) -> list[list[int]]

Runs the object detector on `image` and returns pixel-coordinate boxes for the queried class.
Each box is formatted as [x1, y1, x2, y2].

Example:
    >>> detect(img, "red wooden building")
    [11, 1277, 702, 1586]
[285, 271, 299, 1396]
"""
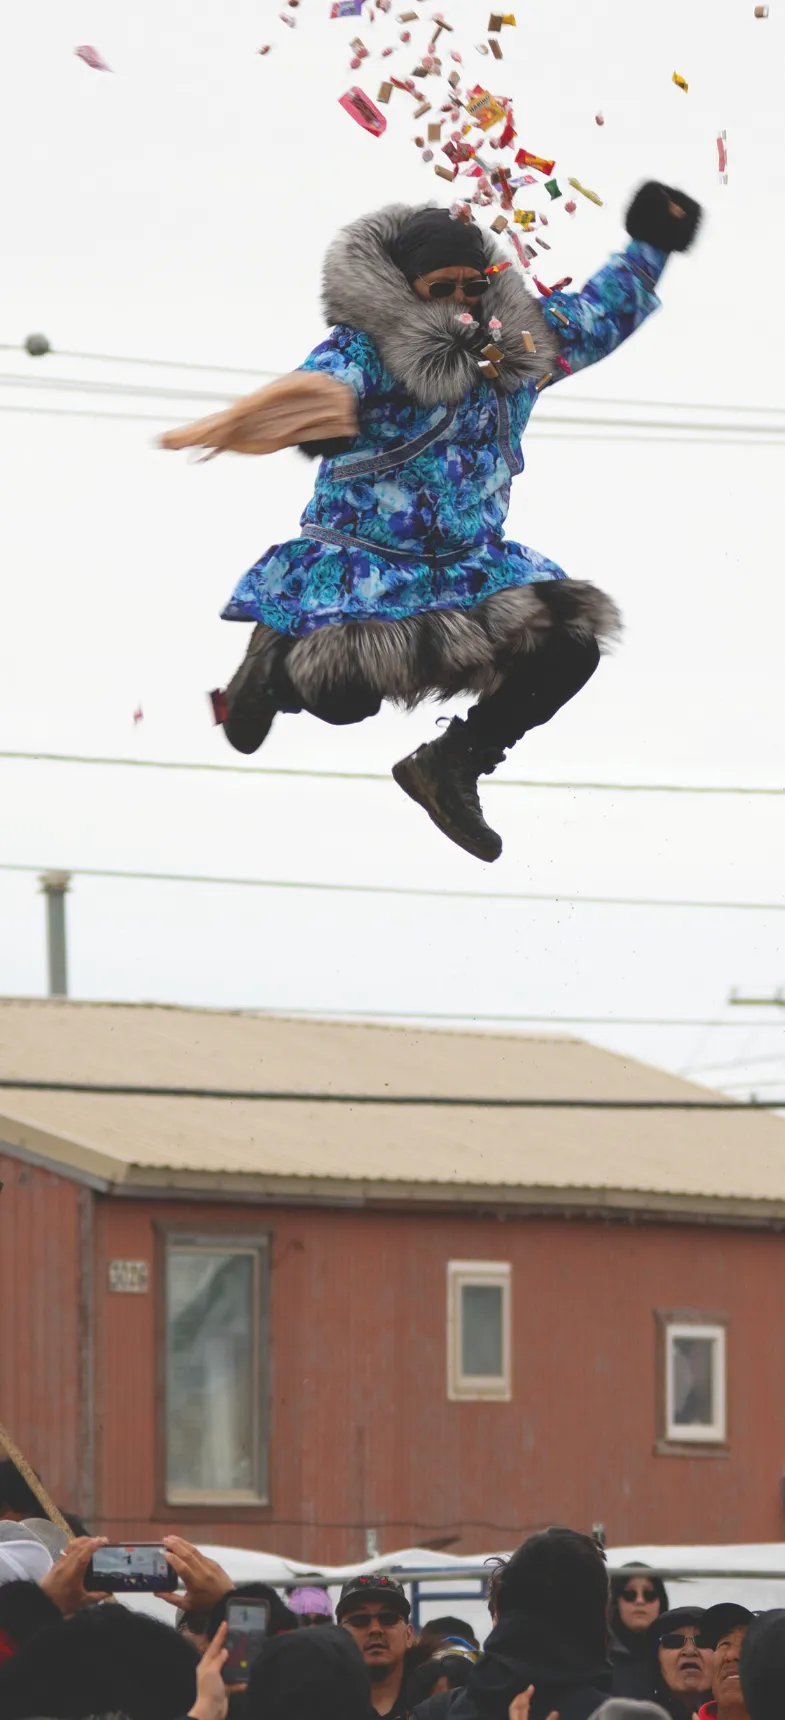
[2, 997, 785, 1562]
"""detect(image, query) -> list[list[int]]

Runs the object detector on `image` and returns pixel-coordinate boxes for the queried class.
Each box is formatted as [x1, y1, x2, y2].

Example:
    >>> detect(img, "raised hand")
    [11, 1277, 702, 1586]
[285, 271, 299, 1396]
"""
[160, 372, 357, 457]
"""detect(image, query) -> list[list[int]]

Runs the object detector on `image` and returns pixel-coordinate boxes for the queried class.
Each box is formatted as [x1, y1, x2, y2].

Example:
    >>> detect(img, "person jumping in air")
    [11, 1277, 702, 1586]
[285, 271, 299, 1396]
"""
[162, 182, 701, 862]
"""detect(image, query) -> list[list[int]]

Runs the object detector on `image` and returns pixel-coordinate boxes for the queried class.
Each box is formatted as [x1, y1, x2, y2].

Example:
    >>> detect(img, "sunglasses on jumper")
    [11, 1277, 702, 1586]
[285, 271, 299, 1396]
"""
[659, 1631, 703, 1650]
[422, 276, 490, 299]
[620, 1587, 659, 1604]
[343, 1609, 403, 1630]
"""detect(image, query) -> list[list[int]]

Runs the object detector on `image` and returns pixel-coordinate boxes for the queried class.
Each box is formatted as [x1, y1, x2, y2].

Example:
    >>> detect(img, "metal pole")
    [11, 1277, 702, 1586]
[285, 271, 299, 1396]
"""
[38, 870, 71, 996]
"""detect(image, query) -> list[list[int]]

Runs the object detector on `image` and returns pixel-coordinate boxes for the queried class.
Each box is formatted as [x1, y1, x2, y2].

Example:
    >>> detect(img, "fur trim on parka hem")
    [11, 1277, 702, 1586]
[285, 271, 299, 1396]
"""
[234, 581, 622, 715]
[320, 203, 559, 409]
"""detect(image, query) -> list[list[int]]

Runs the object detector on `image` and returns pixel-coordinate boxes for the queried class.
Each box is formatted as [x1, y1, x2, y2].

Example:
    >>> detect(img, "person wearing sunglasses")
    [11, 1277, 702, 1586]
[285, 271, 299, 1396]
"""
[648, 1608, 713, 1719]
[163, 188, 701, 863]
[610, 1566, 669, 1697]
[337, 1575, 414, 1720]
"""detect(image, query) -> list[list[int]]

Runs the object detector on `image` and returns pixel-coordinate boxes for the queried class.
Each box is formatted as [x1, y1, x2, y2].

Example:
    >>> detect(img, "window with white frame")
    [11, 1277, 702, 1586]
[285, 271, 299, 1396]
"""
[447, 1261, 511, 1401]
[165, 1236, 269, 1503]
[665, 1321, 727, 1443]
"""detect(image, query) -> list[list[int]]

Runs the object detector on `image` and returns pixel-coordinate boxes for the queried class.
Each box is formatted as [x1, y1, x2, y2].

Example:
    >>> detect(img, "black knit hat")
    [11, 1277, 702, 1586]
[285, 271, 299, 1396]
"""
[389, 208, 487, 284]
[246, 1623, 377, 1720]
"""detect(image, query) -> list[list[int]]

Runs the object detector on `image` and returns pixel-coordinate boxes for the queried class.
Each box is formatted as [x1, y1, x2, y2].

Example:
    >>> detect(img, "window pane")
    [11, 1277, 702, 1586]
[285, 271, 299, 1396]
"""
[671, 1335, 715, 1426]
[167, 1249, 256, 1494]
[461, 1284, 503, 1377]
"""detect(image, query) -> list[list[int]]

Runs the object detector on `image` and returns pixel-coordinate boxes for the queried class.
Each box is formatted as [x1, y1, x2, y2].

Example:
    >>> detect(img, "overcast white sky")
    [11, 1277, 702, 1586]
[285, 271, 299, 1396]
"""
[1, 0, 784, 1096]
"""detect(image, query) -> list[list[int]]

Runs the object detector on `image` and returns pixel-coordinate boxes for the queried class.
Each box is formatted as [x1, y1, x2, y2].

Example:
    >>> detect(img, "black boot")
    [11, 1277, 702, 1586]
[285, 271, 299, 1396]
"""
[221, 630, 301, 755]
[392, 717, 504, 862]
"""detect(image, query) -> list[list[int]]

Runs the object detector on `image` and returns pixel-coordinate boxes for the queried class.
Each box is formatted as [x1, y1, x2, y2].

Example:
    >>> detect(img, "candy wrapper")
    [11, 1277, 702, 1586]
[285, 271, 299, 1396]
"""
[672, 71, 688, 91]
[717, 129, 728, 182]
[515, 148, 555, 175]
[465, 85, 507, 129]
[339, 86, 388, 133]
[331, 0, 364, 15]
[74, 44, 112, 70]
[567, 176, 602, 205]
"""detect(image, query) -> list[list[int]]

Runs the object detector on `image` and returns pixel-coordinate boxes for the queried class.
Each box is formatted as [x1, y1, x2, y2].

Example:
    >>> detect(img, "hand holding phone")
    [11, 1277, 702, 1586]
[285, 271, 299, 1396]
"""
[84, 1543, 178, 1593]
[222, 1598, 270, 1687]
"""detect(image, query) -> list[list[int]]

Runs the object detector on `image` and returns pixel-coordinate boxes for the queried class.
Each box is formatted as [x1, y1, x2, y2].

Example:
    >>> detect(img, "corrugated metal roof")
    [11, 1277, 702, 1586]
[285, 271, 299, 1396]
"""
[0, 998, 783, 1213]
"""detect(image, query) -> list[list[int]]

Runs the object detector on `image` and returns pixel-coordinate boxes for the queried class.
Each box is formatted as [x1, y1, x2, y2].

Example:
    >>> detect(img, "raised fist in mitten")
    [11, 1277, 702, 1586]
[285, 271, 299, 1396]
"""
[625, 181, 703, 253]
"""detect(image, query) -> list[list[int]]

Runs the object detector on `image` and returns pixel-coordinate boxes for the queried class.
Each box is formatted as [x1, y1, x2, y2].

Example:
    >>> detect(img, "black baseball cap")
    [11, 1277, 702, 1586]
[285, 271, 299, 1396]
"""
[336, 1574, 410, 1622]
[699, 1603, 755, 1649]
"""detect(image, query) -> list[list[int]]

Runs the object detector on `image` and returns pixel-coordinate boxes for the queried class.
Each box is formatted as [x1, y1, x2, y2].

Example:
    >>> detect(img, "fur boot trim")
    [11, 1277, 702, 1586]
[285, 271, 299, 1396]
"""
[241, 581, 621, 713]
[321, 203, 558, 408]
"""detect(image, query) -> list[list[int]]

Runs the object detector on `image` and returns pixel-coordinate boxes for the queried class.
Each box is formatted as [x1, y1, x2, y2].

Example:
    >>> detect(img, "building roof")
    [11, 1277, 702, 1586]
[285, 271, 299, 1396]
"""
[0, 998, 784, 1220]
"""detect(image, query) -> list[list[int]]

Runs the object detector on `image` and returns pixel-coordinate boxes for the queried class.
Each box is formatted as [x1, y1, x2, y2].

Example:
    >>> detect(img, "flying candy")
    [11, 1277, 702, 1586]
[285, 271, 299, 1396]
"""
[339, 87, 388, 133]
[567, 176, 603, 205]
[331, 0, 364, 14]
[595, 112, 605, 125]
[74, 44, 112, 70]
[672, 71, 688, 91]
[717, 130, 728, 183]
[515, 148, 555, 174]
[544, 177, 561, 199]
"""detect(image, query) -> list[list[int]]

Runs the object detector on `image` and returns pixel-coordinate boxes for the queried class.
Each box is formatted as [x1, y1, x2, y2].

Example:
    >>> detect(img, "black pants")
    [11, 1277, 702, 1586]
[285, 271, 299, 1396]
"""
[464, 631, 600, 753]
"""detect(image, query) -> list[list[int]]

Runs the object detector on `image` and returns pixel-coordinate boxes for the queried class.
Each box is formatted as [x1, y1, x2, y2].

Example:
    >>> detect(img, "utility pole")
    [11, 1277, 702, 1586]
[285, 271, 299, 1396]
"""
[38, 871, 72, 997]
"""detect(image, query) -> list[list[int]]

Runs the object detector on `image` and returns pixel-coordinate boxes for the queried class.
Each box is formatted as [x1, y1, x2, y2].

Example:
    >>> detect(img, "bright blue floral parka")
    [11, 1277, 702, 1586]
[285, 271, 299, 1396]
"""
[223, 240, 666, 636]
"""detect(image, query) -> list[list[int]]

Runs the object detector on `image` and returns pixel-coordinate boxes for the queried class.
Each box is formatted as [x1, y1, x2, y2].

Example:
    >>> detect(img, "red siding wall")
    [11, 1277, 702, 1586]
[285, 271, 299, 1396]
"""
[94, 1198, 785, 1560]
[0, 1153, 85, 1513]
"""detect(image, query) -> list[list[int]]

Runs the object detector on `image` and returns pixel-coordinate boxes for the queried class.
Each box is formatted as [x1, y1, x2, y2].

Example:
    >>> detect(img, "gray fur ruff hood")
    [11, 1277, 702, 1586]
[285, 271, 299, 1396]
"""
[321, 201, 557, 407]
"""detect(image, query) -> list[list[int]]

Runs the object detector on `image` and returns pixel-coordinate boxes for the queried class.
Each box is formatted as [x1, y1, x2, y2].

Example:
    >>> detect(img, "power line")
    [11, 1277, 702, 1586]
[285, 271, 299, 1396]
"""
[1, 401, 781, 447]
[3, 342, 785, 421]
[203, 1007, 785, 1030]
[1, 750, 783, 798]
[0, 858, 783, 913]
[4, 370, 785, 440]
[0, 1077, 780, 1107]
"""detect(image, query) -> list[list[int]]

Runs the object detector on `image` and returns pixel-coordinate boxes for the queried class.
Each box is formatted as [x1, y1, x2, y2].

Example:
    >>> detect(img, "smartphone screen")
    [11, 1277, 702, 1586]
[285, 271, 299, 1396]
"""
[222, 1599, 270, 1685]
[86, 1544, 176, 1592]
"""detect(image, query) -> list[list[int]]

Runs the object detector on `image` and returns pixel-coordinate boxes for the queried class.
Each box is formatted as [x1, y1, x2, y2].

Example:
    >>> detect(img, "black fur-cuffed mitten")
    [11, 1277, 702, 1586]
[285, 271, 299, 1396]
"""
[624, 181, 702, 252]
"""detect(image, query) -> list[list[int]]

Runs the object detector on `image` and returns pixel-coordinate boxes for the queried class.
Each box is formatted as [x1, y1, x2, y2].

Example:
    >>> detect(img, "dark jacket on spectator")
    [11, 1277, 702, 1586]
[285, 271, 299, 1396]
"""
[609, 1569, 669, 1701]
[0, 1600, 197, 1719]
[412, 1612, 610, 1720]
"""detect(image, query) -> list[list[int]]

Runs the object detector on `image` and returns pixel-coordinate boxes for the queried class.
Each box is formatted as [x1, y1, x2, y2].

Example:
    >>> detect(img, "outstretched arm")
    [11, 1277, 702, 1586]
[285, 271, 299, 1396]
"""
[159, 369, 357, 456]
[542, 181, 702, 378]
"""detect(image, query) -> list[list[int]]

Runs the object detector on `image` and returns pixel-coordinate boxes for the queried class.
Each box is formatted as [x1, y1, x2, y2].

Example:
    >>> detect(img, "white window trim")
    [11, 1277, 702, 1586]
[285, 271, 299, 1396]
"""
[665, 1321, 727, 1443]
[447, 1260, 511, 1402]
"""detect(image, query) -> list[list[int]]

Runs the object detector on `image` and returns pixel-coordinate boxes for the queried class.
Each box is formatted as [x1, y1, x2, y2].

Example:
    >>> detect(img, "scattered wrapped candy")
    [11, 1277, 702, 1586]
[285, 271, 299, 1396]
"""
[754, 5, 769, 13]
[485, 259, 511, 273]
[280, 11, 296, 24]
[489, 39, 503, 57]
[507, 231, 529, 267]
[378, 79, 393, 99]
[515, 148, 555, 174]
[400, 30, 411, 40]
[672, 70, 688, 91]
[567, 176, 602, 205]
[421, 147, 434, 160]
[538, 213, 548, 225]
[331, 0, 365, 15]
[490, 214, 508, 231]
[466, 85, 507, 128]
[564, 198, 577, 213]
[535, 236, 551, 249]
[521, 330, 536, 352]
[488, 316, 502, 332]
[551, 276, 572, 290]
[457, 311, 478, 327]
[595, 111, 605, 125]
[74, 44, 112, 70]
[381, 44, 394, 53]
[133, 707, 144, 725]
[717, 130, 728, 182]
[351, 36, 369, 55]
[339, 86, 388, 133]
[258, 43, 272, 52]
[544, 177, 561, 199]
[513, 208, 535, 226]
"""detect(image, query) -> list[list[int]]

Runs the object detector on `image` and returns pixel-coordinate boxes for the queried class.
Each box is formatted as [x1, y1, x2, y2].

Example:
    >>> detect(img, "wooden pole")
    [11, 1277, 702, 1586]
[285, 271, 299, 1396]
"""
[0, 1421, 74, 1539]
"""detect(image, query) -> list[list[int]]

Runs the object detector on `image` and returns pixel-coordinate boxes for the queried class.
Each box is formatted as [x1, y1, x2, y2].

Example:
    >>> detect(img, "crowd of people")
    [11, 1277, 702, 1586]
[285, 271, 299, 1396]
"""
[0, 1462, 781, 1720]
